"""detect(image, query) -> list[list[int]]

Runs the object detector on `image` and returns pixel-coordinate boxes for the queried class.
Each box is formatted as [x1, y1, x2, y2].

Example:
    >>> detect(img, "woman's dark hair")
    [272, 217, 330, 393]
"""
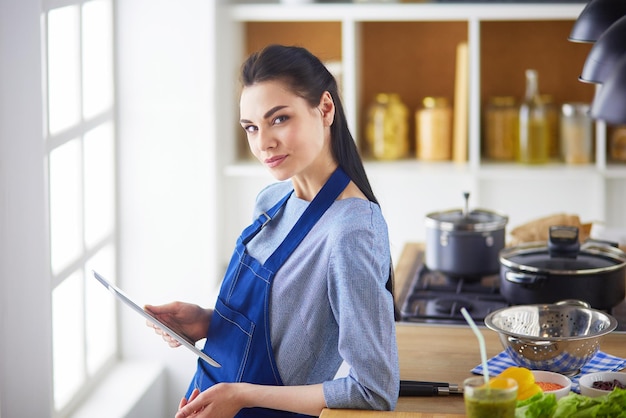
[240, 44, 378, 205]
[241, 44, 396, 310]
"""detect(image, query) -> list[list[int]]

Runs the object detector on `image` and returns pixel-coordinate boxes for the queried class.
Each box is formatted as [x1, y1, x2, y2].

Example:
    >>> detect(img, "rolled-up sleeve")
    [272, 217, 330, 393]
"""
[322, 203, 399, 410]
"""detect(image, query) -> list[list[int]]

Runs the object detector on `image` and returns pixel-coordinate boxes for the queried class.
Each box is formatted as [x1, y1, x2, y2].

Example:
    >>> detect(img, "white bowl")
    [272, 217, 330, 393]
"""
[579, 371, 626, 397]
[531, 370, 572, 400]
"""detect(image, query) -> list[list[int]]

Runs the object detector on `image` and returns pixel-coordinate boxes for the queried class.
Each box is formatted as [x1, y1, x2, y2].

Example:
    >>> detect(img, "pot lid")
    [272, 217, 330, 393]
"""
[500, 242, 626, 275]
[425, 209, 508, 232]
[425, 191, 508, 232]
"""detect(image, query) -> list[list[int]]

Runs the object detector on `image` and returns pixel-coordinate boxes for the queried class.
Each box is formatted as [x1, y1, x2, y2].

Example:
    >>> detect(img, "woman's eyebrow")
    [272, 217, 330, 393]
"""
[240, 105, 289, 124]
[264, 105, 288, 119]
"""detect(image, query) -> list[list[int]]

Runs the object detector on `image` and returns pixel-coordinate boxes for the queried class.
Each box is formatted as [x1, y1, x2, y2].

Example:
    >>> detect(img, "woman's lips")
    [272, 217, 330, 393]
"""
[264, 155, 287, 168]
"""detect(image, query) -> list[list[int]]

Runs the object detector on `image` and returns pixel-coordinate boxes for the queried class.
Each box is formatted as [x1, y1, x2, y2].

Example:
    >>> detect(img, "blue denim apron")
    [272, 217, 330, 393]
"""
[186, 168, 350, 417]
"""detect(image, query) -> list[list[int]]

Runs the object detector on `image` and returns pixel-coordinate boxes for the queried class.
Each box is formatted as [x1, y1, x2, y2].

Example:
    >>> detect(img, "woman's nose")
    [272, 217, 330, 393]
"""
[257, 129, 276, 151]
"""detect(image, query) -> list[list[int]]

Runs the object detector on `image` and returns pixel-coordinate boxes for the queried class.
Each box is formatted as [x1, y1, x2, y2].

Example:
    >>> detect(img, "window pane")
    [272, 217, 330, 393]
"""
[82, 0, 113, 119]
[53, 271, 85, 410]
[50, 139, 83, 274]
[48, 6, 81, 135]
[85, 245, 116, 374]
[84, 122, 115, 247]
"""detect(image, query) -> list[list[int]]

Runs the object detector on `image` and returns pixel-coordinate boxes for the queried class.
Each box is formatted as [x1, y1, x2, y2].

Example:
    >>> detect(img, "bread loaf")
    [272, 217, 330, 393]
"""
[509, 213, 591, 246]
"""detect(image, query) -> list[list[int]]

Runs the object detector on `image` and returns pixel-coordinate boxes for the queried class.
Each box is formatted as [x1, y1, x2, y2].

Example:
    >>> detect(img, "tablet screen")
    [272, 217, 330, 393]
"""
[92, 270, 220, 368]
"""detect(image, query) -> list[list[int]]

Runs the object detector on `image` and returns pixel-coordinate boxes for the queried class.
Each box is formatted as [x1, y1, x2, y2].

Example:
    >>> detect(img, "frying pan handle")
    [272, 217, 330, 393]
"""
[504, 271, 547, 285]
[399, 381, 447, 397]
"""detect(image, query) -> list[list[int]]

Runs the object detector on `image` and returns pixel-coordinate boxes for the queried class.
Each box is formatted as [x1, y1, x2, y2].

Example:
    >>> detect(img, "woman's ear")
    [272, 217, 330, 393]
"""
[318, 91, 335, 125]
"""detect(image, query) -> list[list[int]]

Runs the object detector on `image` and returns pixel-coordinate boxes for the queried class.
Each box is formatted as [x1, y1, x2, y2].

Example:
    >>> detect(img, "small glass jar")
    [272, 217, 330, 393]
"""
[610, 127, 626, 162]
[415, 96, 452, 161]
[484, 96, 518, 161]
[560, 102, 593, 164]
[365, 93, 409, 160]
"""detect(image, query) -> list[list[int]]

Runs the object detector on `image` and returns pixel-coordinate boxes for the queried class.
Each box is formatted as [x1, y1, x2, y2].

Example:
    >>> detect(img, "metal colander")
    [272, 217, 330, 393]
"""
[484, 301, 618, 376]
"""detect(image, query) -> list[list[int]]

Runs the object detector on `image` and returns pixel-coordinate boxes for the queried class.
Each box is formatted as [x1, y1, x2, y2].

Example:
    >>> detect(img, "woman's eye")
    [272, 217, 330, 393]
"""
[273, 115, 289, 125]
[243, 125, 257, 133]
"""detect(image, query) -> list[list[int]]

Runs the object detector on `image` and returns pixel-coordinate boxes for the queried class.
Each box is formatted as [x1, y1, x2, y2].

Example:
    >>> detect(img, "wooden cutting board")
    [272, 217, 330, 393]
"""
[320, 410, 465, 418]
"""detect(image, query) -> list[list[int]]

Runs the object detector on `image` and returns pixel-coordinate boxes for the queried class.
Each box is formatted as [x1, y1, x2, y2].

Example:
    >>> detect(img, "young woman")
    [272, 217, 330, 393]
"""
[146, 44, 399, 418]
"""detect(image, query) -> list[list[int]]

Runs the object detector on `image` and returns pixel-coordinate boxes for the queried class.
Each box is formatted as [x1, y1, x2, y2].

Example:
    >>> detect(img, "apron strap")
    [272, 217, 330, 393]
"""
[265, 167, 350, 272]
[240, 189, 293, 245]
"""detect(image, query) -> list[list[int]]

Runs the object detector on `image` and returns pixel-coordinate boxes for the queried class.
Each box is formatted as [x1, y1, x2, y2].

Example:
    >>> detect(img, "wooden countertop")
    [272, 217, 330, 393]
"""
[320, 243, 626, 417]
[321, 411, 464, 418]
[321, 323, 626, 417]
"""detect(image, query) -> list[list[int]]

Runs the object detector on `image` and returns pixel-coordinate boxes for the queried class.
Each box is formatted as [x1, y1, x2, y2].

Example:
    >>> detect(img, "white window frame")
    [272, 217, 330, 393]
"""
[41, 0, 119, 416]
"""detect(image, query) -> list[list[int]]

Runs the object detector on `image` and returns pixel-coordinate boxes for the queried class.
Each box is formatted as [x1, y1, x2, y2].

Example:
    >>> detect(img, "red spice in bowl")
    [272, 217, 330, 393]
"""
[531, 370, 572, 400]
[537, 382, 564, 391]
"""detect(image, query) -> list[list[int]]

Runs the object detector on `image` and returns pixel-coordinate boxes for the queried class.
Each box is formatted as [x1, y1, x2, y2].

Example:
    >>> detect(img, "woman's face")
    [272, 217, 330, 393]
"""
[239, 80, 334, 182]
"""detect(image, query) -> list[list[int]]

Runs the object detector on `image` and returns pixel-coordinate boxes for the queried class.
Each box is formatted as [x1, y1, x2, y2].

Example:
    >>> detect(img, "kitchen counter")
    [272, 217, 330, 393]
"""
[319, 243, 626, 417]
[321, 411, 464, 418]
[320, 322, 626, 417]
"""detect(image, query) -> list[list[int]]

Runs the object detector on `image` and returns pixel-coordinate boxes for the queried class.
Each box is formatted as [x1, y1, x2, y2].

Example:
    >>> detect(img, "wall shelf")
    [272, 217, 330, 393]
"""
[214, 2, 625, 263]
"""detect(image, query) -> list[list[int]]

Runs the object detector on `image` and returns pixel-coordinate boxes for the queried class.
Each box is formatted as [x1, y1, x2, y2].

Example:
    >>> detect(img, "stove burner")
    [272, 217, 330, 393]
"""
[400, 264, 508, 324]
[432, 297, 474, 315]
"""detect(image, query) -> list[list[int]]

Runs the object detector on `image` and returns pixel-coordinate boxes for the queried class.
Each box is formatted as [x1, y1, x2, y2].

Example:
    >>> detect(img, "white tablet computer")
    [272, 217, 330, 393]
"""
[92, 270, 220, 368]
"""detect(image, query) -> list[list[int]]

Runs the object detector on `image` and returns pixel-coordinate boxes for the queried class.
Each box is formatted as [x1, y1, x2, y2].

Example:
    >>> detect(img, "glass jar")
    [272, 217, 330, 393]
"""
[484, 96, 518, 161]
[365, 93, 409, 160]
[416, 96, 452, 161]
[518, 69, 550, 164]
[610, 127, 626, 162]
[560, 102, 593, 164]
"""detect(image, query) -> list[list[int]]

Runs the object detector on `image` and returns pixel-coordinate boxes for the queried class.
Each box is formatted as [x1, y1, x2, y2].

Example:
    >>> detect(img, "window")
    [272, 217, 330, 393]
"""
[43, 0, 117, 414]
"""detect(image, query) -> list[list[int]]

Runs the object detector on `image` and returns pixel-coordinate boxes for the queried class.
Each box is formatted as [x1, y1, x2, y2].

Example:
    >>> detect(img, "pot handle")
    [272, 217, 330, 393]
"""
[504, 271, 547, 285]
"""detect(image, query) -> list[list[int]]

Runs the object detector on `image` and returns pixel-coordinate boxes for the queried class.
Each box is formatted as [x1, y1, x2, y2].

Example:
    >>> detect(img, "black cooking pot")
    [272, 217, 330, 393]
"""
[425, 192, 508, 278]
[500, 225, 626, 310]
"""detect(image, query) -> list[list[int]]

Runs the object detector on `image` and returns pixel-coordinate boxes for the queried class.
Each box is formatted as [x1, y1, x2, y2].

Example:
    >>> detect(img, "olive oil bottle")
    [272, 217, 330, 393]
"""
[518, 69, 550, 164]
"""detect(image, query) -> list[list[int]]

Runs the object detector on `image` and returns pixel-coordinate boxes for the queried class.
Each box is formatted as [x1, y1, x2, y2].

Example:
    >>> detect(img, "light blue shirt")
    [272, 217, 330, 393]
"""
[246, 181, 399, 411]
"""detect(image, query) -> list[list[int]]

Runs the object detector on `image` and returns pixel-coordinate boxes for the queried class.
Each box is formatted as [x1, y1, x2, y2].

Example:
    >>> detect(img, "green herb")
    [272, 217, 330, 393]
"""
[515, 392, 557, 418]
[553, 387, 626, 418]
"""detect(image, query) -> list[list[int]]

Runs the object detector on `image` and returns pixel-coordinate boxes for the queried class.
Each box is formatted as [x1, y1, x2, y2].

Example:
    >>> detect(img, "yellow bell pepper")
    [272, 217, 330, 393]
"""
[497, 366, 543, 400]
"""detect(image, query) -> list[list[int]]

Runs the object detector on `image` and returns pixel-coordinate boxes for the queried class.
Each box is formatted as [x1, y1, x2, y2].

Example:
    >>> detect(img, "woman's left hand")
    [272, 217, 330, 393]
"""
[175, 383, 243, 418]
[176, 382, 326, 417]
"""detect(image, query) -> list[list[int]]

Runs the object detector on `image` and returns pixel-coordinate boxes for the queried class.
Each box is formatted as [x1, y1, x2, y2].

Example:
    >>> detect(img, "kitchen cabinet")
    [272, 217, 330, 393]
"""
[213, 2, 626, 266]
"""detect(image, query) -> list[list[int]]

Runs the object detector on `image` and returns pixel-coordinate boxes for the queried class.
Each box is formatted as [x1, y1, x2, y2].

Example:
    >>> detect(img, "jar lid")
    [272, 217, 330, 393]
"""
[425, 208, 508, 232]
[561, 102, 590, 117]
[422, 97, 448, 109]
[489, 96, 516, 106]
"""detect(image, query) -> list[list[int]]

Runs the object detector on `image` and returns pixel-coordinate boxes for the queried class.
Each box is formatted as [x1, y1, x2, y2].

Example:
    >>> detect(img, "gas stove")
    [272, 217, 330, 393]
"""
[396, 248, 626, 333]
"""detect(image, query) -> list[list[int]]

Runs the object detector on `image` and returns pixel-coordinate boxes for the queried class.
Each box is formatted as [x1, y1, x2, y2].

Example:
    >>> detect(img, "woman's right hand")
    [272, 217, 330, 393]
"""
[144, 302, 212, 347]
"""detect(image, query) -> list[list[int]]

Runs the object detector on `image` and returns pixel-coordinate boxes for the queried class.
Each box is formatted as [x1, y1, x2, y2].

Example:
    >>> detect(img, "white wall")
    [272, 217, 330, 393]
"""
[0, 1, 54, 417]
[0, 0, 221, 416]
[116, 0, 219, 415]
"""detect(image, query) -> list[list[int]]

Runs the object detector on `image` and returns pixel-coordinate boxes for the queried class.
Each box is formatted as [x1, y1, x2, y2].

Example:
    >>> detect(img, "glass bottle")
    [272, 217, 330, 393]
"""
[415, 97, 452, 161]
[518, 69, 550, 164]
[484, 96, 518, 161]
[541, 94, 559, 160]
[365, 93, 409, 160]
